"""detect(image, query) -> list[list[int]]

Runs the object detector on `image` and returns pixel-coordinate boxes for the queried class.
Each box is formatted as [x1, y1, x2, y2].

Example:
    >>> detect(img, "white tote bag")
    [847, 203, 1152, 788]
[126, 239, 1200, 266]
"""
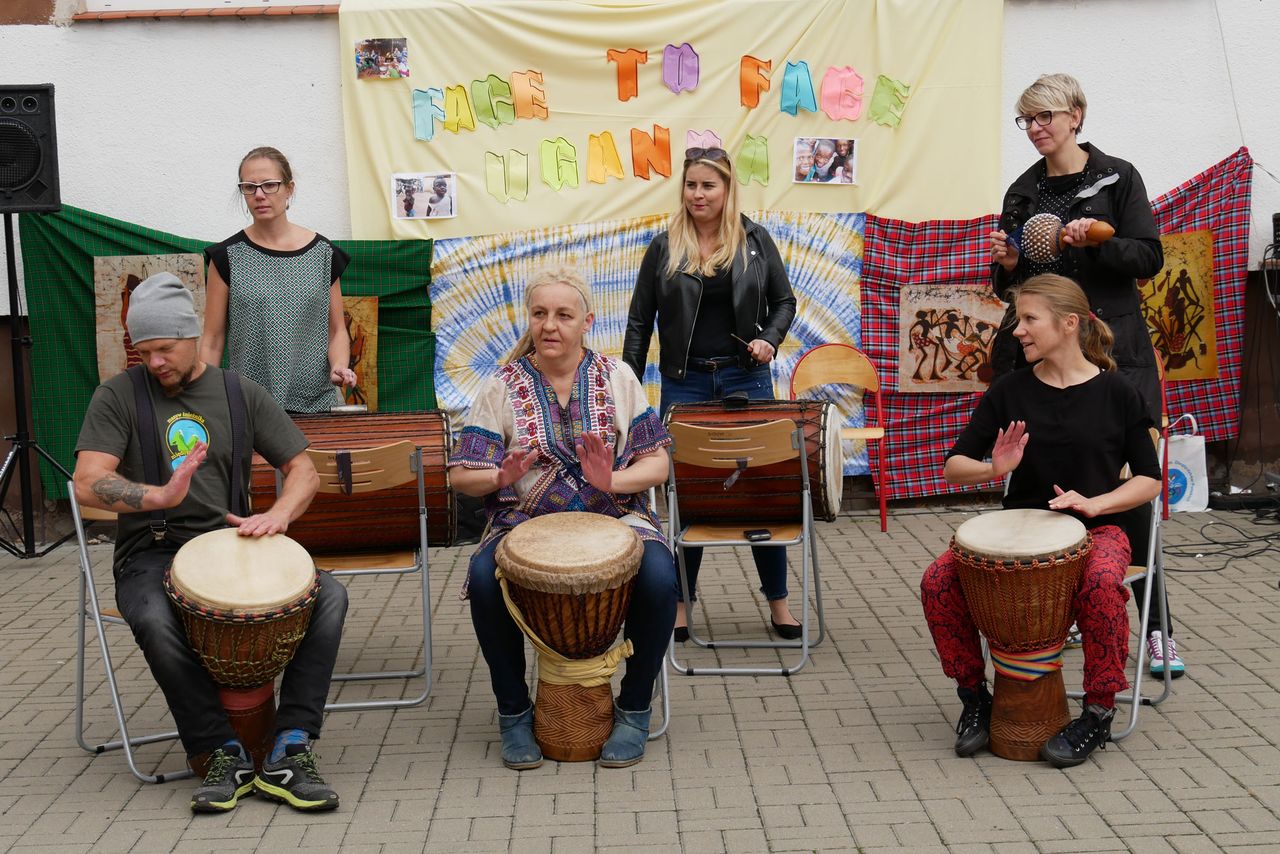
[1165, 414, 1208, 513]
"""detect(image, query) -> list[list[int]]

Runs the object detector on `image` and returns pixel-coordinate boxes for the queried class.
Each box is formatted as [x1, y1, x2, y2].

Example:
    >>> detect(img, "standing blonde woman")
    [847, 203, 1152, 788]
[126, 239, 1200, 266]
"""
[622, 146, 799, 641]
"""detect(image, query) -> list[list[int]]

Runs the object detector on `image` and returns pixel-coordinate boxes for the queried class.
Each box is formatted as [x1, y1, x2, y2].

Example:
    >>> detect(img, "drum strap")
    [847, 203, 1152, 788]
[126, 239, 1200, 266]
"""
[127, 366, 169, 541]
[127, 366, 250, 537]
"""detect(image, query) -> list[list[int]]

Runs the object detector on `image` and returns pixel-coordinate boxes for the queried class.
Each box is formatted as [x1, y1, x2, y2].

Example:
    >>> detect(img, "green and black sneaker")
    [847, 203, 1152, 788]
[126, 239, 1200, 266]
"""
[254, 745, 340, 811]
[190, 746, 255, 813]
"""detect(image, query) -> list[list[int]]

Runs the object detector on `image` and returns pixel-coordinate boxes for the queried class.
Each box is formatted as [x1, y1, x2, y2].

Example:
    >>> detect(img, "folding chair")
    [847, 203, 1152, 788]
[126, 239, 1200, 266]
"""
[666, 419, 825, 676]
[297, 441, 433, 712]
[1066, 429, 1173, 741]
[71, 487, 192, 784]
[789, 343, 888, 531]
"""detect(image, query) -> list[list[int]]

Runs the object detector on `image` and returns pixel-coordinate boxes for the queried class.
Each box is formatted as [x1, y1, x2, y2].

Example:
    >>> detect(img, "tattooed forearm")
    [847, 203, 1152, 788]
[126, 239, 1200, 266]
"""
[91, 474, 147, 510]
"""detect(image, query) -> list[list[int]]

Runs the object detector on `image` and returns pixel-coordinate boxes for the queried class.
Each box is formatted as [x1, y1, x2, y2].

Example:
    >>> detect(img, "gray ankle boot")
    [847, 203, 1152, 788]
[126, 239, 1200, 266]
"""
[598, 702, 651, 768]
[498, 706, 542, 770]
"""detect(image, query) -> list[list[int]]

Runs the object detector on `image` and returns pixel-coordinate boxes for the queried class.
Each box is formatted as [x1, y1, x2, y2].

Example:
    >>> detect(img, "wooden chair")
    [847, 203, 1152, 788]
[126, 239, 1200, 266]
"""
[297, 440, 434, 712]
[789, 343, 888, 531]
[666, 419, 825, 677]
[71, 488, 192, 784]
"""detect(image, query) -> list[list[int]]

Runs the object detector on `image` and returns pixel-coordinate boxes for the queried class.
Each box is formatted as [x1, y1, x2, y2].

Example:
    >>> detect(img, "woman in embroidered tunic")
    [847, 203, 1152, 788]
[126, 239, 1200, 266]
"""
[988, 74, 1181, 678]
[921, 274, 1160, 768]
[201, 146, 356, 414]
[449, 265, 677, 771]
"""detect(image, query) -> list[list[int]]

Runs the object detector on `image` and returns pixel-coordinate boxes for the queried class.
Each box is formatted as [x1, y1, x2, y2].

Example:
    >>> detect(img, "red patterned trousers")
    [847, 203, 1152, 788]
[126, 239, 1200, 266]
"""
[921, 524, 1131, 708]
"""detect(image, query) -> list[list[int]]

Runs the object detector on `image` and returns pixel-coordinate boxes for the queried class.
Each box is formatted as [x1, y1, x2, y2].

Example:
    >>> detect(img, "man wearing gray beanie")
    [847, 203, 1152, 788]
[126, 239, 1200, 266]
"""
[72, 271, 348, 815]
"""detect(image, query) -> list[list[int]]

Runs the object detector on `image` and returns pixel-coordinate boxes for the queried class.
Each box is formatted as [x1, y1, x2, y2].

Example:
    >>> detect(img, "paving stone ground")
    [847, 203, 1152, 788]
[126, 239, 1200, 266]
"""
[1, 502, 1278, 853]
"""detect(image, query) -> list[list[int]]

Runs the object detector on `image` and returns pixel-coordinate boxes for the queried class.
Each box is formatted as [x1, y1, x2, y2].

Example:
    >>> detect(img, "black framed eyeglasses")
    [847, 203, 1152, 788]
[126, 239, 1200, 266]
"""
[237, 180, 285, 196]
[684, 147, 729, 163]
[1014, 110, 1059, 130]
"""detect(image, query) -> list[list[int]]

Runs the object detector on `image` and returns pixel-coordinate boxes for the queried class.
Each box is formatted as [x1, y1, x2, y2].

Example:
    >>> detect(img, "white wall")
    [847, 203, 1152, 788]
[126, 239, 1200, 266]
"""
[1, 0, 1277, 312]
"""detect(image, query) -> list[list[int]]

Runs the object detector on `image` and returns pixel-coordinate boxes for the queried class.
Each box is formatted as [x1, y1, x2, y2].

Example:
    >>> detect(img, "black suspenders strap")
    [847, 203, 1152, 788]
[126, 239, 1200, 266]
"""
[223, 370, 248, 518]
[127, 365, 168, 540]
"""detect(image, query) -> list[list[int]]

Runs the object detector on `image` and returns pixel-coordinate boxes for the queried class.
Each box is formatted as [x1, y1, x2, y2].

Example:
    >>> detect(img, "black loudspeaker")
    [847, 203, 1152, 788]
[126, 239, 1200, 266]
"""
[0, 84, 60, 213]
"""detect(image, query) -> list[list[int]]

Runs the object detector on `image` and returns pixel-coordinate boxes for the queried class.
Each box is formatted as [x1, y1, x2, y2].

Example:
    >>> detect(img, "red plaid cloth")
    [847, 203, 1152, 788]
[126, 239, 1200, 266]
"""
[861, 147, 1252, 501]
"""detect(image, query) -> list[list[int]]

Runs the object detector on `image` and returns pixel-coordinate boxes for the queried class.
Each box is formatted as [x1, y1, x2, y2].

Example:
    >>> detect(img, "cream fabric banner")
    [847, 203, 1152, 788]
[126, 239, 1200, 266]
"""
[339, 0, 1002, 240]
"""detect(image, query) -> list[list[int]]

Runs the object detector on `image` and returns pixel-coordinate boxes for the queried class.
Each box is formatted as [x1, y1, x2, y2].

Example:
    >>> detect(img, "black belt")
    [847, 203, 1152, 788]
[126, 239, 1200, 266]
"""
[687, 356, 737, 372]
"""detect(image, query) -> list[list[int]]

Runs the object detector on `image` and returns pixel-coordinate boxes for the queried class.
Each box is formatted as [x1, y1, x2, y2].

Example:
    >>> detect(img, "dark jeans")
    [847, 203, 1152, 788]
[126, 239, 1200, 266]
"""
[115, 543, 348, 758]
[660, 365, 789, 601]
[467, 536, 676, 715]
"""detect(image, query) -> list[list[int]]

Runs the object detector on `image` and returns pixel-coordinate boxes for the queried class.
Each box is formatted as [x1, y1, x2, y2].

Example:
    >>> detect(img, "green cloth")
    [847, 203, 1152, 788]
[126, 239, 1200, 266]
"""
[18, 205, 435, 499]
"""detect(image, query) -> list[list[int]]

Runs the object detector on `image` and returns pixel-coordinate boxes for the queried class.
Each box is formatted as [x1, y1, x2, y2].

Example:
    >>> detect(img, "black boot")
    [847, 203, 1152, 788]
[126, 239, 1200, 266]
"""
[1040, 704, 1115, 768]
[954, 684, 993, 757]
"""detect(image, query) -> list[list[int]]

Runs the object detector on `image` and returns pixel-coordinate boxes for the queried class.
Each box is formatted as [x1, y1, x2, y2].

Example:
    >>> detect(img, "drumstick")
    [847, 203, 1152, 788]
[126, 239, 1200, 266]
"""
[730, 332, 752, 349]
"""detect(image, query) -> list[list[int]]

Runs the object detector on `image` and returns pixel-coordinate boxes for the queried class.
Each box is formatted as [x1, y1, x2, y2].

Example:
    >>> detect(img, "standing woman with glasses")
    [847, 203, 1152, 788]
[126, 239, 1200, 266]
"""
[623, 146, 800, 642]
[989, 75, 1183, 678]
[202, 146, 356, 413]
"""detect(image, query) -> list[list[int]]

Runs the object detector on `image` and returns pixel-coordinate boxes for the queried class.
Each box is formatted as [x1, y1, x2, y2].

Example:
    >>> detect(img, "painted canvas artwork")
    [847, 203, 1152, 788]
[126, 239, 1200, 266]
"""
[898, 283, 1006, 392]
[1140, 230, 1218, 381]
[93, 254, 206, 383]
[342, 295, 379, 411]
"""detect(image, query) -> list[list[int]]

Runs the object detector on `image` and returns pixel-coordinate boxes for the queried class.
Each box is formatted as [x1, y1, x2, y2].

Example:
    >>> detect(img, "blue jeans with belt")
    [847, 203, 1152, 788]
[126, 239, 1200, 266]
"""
[661, 360, 789, 602]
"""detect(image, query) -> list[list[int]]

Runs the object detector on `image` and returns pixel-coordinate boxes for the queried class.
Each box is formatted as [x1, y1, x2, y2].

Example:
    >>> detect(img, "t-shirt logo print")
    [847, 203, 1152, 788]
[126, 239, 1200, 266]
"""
[166, 413, 210, 471]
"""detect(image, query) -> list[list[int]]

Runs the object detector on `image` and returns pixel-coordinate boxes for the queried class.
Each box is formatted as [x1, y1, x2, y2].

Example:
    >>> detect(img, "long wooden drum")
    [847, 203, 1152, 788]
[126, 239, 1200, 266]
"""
[497, 513, 643, 762]
[250, 410, 456, 550]
[951, 509, 1091, 761]
[666, 399, 843, 523]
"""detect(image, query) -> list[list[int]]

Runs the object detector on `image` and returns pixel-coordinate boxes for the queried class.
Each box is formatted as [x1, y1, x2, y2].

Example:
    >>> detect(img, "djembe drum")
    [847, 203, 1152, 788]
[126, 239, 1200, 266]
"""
[495, 513, 643, 761]
[950, 509, 1091, 761]
[165, 529, 319, 772]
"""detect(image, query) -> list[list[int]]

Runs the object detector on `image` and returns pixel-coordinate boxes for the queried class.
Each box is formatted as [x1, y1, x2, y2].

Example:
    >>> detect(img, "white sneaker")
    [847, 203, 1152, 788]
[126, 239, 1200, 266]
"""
[1148, 630, 1185, 679]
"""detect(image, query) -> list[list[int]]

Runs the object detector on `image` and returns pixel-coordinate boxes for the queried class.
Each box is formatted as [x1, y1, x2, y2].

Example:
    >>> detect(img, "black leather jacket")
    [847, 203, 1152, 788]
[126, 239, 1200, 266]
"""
[623, 215, 797, 380]
[992, 142, 1164, 318]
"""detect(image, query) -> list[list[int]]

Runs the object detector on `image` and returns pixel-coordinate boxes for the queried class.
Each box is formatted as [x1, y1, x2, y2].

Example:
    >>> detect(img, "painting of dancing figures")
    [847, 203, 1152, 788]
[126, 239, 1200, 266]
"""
[898, 283, 1007, 392]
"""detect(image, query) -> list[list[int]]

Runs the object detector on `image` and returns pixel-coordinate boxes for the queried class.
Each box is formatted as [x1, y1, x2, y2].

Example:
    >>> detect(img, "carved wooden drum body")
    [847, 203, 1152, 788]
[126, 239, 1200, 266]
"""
[951, 509, 1091, 761]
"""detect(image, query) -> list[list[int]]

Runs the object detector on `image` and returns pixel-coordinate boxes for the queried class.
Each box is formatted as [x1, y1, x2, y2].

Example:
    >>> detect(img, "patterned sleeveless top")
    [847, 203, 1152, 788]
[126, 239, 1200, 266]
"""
[205, 231, 350, 413]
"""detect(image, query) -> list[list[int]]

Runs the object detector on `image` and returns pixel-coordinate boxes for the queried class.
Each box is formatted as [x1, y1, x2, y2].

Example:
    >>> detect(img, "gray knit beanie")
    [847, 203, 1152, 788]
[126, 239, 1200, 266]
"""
[126, 272, 201, 343]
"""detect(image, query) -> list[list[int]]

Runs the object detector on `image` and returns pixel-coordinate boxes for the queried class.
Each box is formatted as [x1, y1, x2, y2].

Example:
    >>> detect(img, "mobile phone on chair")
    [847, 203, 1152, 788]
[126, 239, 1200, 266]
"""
[743, 529, 771, 542]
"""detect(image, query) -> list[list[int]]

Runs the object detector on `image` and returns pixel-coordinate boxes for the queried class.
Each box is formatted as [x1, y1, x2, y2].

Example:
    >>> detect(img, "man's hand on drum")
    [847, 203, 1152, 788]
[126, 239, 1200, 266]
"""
[226, 508, 292, 537]
[990, 420, 1029, 478]
[576, 431, 615, 493]
[1048, 485, 1102, 517]
[496, 449, 536, 491]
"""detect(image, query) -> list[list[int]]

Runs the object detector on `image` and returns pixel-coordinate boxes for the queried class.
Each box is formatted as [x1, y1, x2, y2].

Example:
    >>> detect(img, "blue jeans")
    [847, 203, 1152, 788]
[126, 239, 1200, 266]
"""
[467, 536, 677, 715]
[115, 543, 348, 757]
[660, 365, 789, 602]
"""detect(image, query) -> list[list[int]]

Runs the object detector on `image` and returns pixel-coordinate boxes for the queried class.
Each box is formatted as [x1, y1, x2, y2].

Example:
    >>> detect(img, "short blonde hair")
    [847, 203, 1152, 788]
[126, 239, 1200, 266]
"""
[506, 264, 593, 363]
[1016, 73, 1087, 134]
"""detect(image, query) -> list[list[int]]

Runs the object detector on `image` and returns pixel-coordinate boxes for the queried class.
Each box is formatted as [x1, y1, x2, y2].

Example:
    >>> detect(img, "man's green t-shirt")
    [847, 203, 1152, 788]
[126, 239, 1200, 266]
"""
[75, 366, 308, 573]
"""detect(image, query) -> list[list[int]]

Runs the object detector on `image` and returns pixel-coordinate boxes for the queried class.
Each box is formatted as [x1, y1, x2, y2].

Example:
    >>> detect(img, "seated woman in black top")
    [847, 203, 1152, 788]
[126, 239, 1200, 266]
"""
[921, 273, 1160, 768]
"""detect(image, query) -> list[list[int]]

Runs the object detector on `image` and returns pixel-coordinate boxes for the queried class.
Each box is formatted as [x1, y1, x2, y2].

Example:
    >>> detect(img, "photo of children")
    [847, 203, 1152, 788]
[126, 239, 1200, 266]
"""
[355, 38, 409, 80]
[793, 137, 857, 184]
[391, 172, 457, 220]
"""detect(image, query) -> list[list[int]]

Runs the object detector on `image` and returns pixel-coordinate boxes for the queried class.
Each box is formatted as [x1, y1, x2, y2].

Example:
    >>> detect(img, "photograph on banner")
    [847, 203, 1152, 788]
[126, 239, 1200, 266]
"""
[356, 38, 409, 79]
[392, 172, 457, 219]
[794, 138, 856, 184]
[93, 253, 206, 383]
[341, 295, 379, 411]
[897, 283, 1003, 392]
[1139, 229, 1218, 381]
